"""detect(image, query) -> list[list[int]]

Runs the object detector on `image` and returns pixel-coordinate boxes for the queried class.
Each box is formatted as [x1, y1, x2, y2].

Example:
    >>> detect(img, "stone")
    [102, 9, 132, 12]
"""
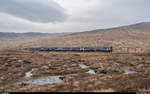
[0, 77, 4, 80]
[137, 64, 144, 69]
[4, 63, 9, 66]
[32, 68, 38, 71]
[42, 66, 49, 69]
[73, 81, 80, 87]
[18, 60, 23, 63]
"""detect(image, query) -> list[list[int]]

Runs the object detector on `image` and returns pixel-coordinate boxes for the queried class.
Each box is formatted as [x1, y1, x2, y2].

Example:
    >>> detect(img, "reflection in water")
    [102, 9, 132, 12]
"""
[16, 76, 62, 85]
[24, 76, 62, 85]
[123, 67, 137, 75]
[25, 71, 32, 78]
[124, 69, 136, 75]
[79, 64, 96, 74]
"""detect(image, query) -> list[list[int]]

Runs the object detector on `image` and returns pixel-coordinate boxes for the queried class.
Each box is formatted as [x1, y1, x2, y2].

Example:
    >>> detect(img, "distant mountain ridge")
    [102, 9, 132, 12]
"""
[0, 32, 72, 49]
[78, 22, 150, 33]
[1, 22, 150, 51]
[0, 32, 50, 39]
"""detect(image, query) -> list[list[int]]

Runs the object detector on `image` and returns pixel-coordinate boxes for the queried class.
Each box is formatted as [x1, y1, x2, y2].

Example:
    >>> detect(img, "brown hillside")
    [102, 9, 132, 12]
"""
[21, 22, 150, 51]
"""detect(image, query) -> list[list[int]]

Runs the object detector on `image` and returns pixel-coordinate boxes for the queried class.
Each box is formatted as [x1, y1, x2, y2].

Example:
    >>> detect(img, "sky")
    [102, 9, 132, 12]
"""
[0, 0, 150, 33]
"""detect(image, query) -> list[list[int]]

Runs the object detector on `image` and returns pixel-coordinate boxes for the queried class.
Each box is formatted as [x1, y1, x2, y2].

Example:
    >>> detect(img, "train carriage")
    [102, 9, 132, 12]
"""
[27, 46, 112, 52]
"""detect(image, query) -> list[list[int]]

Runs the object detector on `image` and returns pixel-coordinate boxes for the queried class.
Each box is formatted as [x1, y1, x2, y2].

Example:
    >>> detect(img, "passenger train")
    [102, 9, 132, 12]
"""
[27, 46, 112, 52]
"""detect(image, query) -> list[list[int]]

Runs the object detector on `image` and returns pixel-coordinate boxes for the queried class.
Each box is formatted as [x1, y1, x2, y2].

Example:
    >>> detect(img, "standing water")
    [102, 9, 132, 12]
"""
[79, 64, 96, 74]
[123, 67, 137, 75]
[15, 70, 63, 85]
[79, 64, 89, 69]
[25, 71, 32, 78]
[24, 76, 62, 85]
[86, 69, 96, 74]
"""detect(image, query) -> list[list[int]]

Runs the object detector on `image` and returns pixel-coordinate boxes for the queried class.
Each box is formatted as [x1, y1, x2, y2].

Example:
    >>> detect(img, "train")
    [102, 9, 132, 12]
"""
[26, 46, 112, 52]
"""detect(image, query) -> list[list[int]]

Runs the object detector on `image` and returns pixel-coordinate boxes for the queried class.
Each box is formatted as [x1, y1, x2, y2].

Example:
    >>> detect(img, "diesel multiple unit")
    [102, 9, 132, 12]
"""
[27, 46, 112, 52]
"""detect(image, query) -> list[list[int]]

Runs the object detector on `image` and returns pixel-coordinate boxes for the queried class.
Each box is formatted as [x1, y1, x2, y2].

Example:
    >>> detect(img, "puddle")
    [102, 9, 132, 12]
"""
[124, 69, 136, 75]
[25, 68, 39, 79]
[16, 76, 62, 86]
[123, 67, 137, 75]
[86, 69, 96, 74]
[79, 64, 89, 69]
[25, 71, 32, 78]
[15, 69, 62, 86]
[24, 76, 62, 85]
[79, 64, 96, 74]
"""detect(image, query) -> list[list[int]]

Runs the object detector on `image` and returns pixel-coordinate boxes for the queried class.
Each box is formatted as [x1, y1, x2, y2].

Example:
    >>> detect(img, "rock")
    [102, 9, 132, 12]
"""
[18, 60, 23, 63]
[0, 77, 4, 80]
[31, 68, 38, 71]
[42, 66, 49, 69]
[63, 65, 67, 67]
[113, 63, 120, 66]
[137, 64, 144, 69]
[73, 81, 80, 87]
[4, 63, 9, 66]
[48, 64, 52, 66]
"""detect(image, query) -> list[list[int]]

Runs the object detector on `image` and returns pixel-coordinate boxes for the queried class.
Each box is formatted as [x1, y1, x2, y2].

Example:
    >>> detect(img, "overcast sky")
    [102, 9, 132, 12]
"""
[0, 0, 150, 33]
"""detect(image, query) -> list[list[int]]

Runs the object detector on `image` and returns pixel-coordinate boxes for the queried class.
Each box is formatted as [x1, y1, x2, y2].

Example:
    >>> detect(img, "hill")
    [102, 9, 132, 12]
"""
[22, 22, 150, 52]
[0, 32, 71, 50]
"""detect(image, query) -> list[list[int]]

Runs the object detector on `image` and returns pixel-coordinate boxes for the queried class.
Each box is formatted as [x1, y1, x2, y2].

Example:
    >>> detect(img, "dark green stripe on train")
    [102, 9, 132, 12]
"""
[27, 46, 112, 52]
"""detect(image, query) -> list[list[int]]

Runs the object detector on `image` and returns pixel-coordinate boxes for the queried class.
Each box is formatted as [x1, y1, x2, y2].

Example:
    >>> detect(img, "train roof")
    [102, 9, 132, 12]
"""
[28, 46, 112, 48]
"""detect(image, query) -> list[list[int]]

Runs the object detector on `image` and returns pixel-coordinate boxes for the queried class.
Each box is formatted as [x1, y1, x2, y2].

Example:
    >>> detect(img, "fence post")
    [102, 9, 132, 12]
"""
[121, 48, 128, 53]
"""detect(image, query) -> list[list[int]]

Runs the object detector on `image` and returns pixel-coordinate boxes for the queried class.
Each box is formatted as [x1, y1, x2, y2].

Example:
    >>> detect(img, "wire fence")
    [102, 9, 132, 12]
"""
[113, 47, 150, 54]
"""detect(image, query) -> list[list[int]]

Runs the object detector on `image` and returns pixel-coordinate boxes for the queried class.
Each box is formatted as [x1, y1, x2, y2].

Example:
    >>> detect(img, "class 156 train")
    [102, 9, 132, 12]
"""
[26, 46, 112, 52]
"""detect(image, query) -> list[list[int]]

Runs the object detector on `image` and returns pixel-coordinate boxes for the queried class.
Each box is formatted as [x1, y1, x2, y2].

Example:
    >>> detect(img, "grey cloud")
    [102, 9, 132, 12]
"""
[0, 0, 67, 23]
[0, 13, 49, 33]
[0, 0, 150, 33]
[72, 0, 150, 28]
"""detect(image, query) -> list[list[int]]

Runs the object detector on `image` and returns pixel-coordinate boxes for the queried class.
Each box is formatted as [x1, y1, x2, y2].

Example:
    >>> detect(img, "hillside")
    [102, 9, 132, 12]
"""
[22, 22, 150, 51]
[0, 32, 71, 50]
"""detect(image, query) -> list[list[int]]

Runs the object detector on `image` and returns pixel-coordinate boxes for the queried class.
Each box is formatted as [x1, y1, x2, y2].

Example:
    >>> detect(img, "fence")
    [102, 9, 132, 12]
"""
[113, 47, 145, 54]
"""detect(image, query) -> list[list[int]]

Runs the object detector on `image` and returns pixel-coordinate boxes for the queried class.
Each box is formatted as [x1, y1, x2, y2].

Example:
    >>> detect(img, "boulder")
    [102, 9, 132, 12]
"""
[41, 66, 49, 69]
